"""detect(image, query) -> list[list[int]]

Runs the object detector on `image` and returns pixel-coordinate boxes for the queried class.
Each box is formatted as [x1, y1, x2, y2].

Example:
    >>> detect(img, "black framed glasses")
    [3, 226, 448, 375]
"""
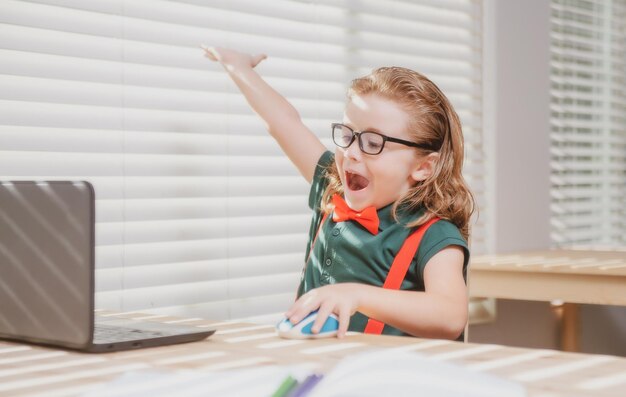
[331, 123, 435, 155]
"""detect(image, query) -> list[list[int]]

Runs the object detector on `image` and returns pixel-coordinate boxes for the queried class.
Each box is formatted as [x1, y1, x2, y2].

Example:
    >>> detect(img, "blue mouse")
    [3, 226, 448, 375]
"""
[276, 310, 339, 339]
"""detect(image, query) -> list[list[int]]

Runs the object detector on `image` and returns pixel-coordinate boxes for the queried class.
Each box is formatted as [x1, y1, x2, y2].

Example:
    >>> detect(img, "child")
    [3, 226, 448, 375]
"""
[202, 46, 475, 340]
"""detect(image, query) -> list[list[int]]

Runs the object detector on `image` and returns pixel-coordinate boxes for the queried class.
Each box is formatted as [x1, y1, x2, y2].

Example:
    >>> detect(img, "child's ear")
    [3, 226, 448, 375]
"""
[411, 152, 440, 182]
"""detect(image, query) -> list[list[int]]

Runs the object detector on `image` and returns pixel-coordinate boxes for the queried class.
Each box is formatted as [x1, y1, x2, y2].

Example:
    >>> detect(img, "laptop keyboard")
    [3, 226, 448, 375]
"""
[93, 324, 170, 343]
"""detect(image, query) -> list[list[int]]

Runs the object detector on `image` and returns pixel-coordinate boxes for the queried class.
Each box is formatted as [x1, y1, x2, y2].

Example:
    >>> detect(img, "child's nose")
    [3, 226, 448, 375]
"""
[344, 137, 362, 160]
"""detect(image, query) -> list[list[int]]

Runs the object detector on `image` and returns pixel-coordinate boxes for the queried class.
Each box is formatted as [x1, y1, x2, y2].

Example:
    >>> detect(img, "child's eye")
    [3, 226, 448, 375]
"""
[363, 137, 383, 149]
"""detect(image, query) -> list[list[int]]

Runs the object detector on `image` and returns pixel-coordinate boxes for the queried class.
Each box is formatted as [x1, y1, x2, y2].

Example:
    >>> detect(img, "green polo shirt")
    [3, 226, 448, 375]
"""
[297, 151, 469, 336]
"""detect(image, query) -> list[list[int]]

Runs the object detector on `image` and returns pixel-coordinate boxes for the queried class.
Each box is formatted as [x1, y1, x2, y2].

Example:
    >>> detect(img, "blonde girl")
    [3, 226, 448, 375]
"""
[203, 46, 475, 340]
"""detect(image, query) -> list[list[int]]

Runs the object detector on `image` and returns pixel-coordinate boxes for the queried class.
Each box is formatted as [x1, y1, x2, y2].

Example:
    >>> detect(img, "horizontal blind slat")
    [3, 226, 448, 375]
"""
[95, 234, 309, 268]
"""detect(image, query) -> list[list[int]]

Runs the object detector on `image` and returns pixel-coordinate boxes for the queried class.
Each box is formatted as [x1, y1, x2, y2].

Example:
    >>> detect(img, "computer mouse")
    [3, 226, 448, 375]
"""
[276, 310, 339, 339]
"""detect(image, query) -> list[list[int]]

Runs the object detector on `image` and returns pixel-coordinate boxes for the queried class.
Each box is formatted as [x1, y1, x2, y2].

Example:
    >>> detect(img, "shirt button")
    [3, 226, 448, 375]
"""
[325, 258, 332, 266]
[332, 229, 340, 236]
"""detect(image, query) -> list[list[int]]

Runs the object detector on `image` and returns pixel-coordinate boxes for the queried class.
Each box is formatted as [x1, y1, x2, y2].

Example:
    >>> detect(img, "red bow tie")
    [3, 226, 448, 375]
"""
[331, 194, 379, 235]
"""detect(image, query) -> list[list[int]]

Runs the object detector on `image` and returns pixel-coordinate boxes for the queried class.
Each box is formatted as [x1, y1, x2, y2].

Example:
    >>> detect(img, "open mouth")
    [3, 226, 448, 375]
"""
[346, 171, 370, 191]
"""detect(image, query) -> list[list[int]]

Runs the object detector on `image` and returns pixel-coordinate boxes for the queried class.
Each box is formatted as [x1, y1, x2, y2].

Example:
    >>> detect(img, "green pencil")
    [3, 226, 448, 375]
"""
[271, 375, 299, 397]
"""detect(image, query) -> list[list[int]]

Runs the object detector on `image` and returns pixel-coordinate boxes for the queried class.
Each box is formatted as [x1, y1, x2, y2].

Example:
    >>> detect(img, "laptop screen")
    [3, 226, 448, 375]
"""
[0, 181, 94, 348]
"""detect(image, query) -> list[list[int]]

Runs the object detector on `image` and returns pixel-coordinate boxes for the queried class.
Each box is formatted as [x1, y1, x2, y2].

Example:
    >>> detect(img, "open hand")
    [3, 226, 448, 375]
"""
[200, 45, 267, 70]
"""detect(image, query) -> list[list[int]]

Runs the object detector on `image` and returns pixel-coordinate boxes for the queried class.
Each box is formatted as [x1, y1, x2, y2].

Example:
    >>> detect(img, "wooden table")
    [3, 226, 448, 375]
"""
[2, 310, 626, 397]
[469, 249, 626, 351]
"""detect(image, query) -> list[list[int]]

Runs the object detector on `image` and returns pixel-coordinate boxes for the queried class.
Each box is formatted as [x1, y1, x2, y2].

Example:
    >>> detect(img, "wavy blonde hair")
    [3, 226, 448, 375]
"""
[321, 67, 476, 241]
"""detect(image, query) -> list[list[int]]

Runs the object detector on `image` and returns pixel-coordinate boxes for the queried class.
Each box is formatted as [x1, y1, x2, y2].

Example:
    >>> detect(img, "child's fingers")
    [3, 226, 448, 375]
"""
[287, 305, 312, 325]
[284, 301, 300, 319]
[251, 53, 267, 67]
[287, 291, 319, 324]
[199, 44, 218, 61]
[311, 305, 333, 334]
[337, 310, 350, 338]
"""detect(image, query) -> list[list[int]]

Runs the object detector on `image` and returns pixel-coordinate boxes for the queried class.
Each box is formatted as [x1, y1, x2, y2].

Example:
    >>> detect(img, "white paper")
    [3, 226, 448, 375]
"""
[308, 349, 526, 397]
[82, 349, 526, 397]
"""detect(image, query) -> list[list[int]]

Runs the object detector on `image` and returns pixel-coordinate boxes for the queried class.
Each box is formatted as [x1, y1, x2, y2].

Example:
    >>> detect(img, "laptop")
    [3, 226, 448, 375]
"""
[0, 180, 215, 352]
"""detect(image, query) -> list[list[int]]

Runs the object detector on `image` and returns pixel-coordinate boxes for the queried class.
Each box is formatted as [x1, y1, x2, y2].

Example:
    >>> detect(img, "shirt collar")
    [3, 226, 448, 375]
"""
[376, 202, 425, 231]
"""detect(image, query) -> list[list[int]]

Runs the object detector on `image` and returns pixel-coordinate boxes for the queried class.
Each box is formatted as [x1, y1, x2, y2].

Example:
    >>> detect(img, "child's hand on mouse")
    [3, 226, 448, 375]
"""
[285, 283, 362, 339]
[200, 45, 267, 71]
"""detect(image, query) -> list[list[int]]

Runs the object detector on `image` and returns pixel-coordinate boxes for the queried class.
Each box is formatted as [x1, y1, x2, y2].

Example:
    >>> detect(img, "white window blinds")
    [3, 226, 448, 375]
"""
[0, 0, 484, 323]
[550, 0, 626, 247]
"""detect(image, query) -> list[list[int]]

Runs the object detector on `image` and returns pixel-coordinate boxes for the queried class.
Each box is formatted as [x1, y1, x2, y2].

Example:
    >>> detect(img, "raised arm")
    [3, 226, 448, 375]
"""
[201, 46, 327, 183]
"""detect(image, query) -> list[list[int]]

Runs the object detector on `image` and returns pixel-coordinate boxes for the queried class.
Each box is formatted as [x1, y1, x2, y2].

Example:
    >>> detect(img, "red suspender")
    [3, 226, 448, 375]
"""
[363, 217, 440, 335]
